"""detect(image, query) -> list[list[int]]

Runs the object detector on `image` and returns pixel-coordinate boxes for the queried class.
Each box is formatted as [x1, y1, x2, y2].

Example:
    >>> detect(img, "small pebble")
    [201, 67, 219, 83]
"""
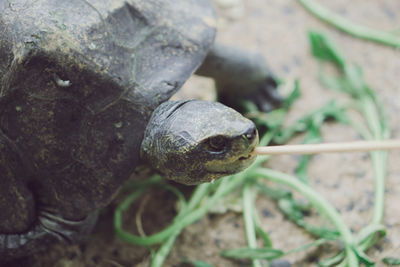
[281, 64, 290, 74]
[346, 201, 355, 212]
[382, 6, 396, 19]
[282, 6, 295, 15]
[261, 208, 275, 218]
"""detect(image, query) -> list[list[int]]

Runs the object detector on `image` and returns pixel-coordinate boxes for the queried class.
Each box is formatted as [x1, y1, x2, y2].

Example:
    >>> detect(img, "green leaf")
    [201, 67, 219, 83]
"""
[318, 251, 345, 267]
[183, 259, 215, 267]
[258, 183, 338, 239]
[295, 155, 312, 183]
[251, 109, 287, 130]
[283, 79, 301, 108]
[353, 247, 375, 266]
[221, 247, 284, 260]
[255, 182, 291, 200]
[383, 257, 400, 266]
[286, 238, 328, 254]
[255, 225, 273, 248]
[273, 100, 349, 144]
[278, 198, 305, 221]
[355, 224, 386, 247]
[309, 31, 345, 69]
[318, 70, 347, 93]
[309, 30, 390, 265]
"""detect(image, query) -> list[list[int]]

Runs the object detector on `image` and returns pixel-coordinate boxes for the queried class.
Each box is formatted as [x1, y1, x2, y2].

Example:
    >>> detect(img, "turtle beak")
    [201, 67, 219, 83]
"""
[243, 126, 258, 146]
[238, 126, 259, 160]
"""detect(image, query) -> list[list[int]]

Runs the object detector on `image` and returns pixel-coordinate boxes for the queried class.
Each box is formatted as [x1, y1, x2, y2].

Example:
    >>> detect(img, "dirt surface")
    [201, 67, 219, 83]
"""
[5, 0, 400, 266]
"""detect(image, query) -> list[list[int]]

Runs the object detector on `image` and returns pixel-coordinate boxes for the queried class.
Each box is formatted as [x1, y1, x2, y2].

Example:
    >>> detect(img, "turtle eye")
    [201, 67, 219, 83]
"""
[206, 136, 227, 152]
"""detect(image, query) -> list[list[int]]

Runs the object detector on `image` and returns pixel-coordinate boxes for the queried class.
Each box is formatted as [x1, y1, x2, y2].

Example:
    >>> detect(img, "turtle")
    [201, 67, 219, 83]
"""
[0, 0, 281, 260]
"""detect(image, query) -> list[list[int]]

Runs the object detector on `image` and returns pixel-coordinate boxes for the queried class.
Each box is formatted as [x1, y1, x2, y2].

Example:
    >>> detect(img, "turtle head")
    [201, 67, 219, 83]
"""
[140, 100, 258, 185]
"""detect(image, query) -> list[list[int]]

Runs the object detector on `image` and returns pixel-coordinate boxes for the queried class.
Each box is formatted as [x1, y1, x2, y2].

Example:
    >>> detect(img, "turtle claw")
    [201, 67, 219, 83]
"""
[39, 210, 98, 243]
[0, 210, 98, 262]
[218, 75, 283, 113]
[251, 76, 283, 112]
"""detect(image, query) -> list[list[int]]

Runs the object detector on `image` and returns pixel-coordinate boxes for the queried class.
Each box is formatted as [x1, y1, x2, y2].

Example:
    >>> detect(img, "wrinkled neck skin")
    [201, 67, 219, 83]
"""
[140, 100, 258, 185]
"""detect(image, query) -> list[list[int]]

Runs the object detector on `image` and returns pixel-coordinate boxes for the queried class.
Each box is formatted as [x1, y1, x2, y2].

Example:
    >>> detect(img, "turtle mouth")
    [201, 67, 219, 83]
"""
[238, 146, 256, 161]
[239, 154, 253, 161]
[206, 149, 256, 174]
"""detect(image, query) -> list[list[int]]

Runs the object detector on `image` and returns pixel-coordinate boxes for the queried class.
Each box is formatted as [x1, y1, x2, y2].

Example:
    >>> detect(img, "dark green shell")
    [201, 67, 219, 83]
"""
[0, 0, 216, 221]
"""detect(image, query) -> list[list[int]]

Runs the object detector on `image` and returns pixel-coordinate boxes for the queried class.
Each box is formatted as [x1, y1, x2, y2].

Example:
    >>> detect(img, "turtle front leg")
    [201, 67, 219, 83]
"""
[196, 43, 282, 112]
[0, 134, 98, 262]
[0, 224, 55, 261]
[0, 211, 98, 262]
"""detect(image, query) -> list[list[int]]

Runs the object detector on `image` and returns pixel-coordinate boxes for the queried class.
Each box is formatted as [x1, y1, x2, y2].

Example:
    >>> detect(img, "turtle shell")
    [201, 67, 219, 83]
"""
[0, 0, 216, 221]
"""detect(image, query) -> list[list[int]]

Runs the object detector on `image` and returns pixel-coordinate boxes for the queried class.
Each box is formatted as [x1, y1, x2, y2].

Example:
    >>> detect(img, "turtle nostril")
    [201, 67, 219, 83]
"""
[244, 127, 257, 143]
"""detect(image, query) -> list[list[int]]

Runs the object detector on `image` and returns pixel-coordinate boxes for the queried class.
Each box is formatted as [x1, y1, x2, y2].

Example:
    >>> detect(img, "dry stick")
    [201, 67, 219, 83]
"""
[253, 139, 400, 156]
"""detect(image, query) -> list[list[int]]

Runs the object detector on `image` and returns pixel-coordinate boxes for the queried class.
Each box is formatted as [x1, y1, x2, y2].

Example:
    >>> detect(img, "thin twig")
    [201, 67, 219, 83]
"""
[136, 194, 151, 237]
[253, 139, 400, 155]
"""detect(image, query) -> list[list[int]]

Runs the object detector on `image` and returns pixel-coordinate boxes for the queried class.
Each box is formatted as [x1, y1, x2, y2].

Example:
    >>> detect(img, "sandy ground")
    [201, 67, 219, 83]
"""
[6, 0, 400, 266]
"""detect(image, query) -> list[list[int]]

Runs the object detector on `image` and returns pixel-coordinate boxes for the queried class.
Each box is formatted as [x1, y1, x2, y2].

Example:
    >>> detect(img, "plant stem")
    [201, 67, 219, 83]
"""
[253, 168, 359, 266]
[356, 95, 388, 248]
[243, 184, 262, 267]
[185, 183, 212, 215]
[298, 0, 400, 48]
[151, 230, 180, 267]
